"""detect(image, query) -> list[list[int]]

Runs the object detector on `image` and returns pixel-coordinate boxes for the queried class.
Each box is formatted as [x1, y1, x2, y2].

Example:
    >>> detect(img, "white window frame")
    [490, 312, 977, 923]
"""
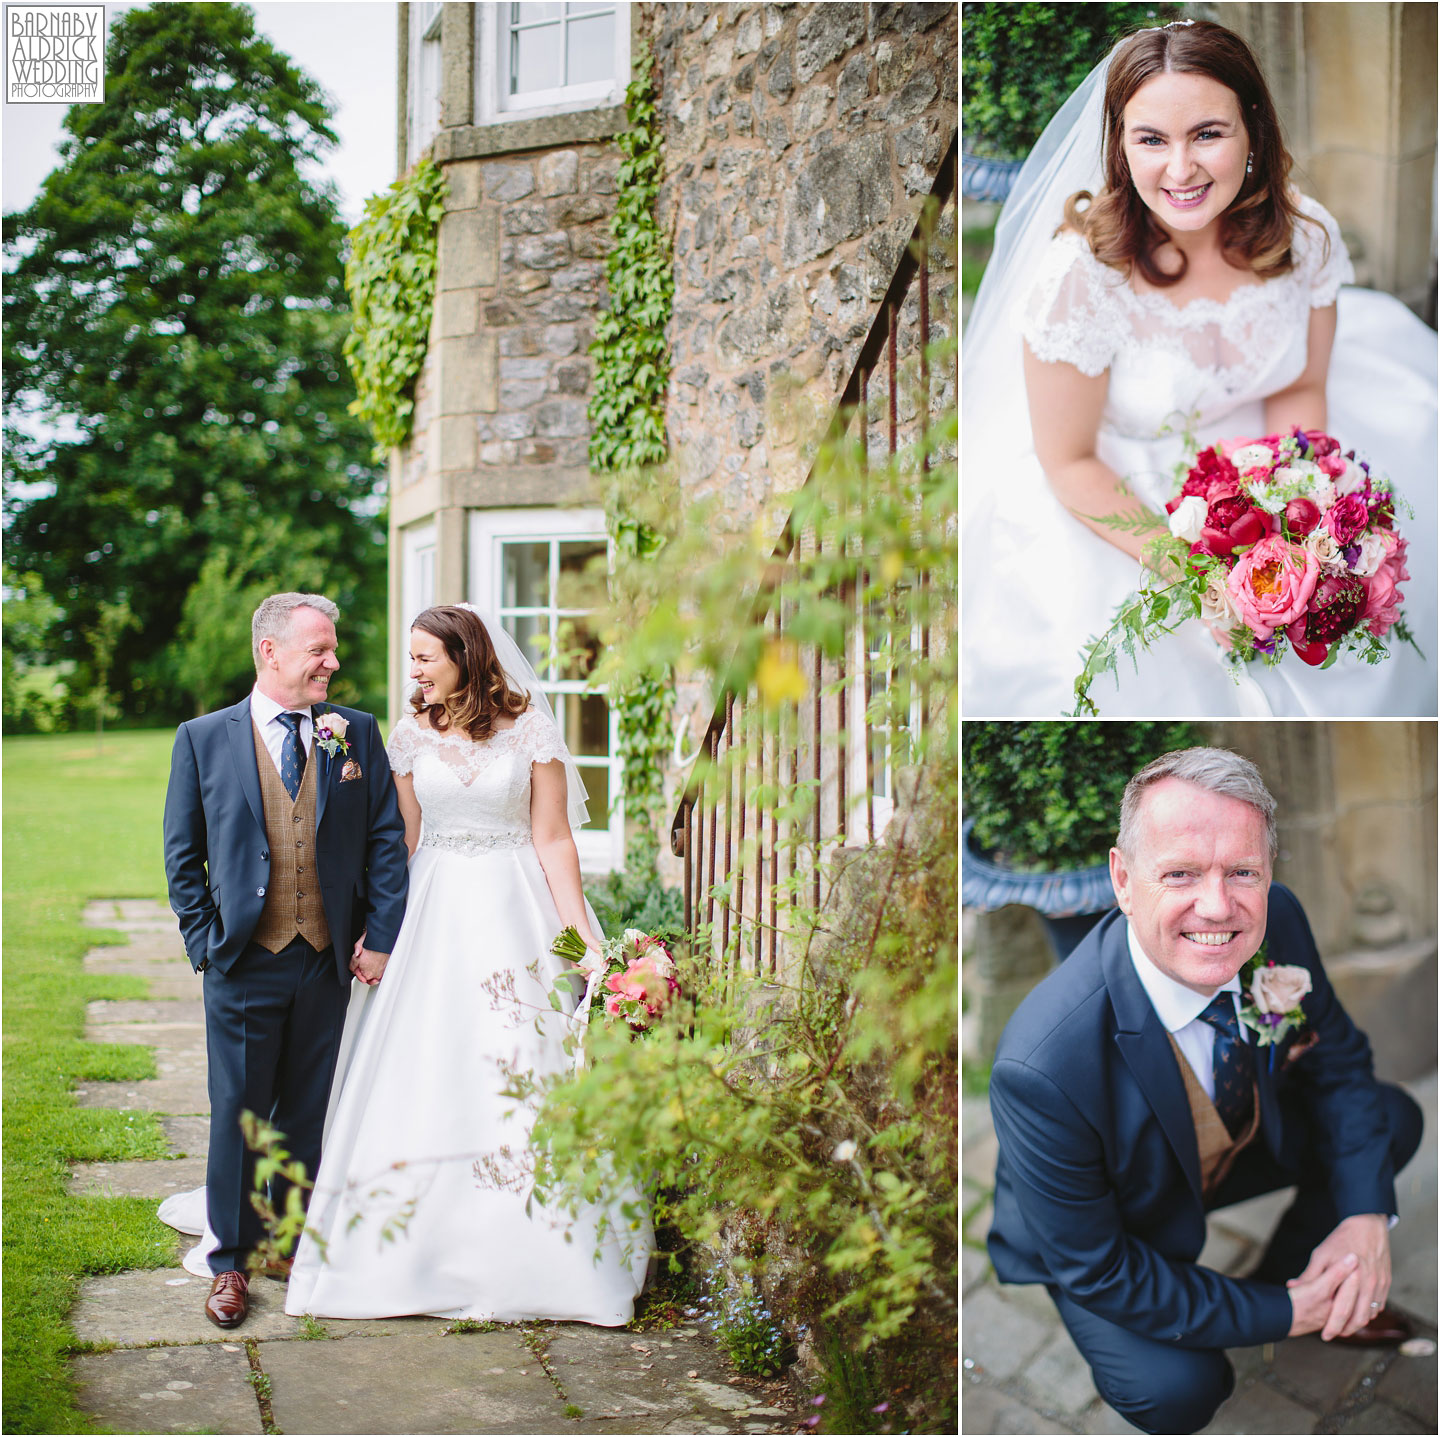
[407, 1, 444, 159]
[468, 507, 622, 872]
[474, 2, 629, 126]
[399, 521, 438, 705]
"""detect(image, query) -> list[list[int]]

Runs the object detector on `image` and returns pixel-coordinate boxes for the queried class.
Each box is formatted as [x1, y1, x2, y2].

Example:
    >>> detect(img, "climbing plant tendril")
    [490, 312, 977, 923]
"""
[343, 157, 448, 460]
[589, 42, 675, 865]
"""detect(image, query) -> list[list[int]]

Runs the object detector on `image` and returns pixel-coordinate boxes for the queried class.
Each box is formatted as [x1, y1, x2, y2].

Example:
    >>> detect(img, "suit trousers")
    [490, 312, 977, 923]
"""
[202, 936, 349, 1274]
[1050, 1081, 1423, 1435]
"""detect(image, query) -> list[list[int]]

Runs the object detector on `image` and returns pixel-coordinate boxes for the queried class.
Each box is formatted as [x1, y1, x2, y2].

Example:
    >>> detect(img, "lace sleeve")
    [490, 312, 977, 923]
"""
[1293, 194, 1354, 307]
[520, 705, 569, 767]
[386, 715, 419, 777]
[1020, 231, 1128, 377]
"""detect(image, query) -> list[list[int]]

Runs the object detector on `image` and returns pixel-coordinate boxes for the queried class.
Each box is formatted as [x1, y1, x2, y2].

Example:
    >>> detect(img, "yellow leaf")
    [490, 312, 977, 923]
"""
[756, 640, 806, 707]
[881, 549, 905, 585]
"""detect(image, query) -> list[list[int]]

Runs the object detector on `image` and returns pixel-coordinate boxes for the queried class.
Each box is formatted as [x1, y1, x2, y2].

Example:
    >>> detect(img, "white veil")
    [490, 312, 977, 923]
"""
[409, 602, 592, 834]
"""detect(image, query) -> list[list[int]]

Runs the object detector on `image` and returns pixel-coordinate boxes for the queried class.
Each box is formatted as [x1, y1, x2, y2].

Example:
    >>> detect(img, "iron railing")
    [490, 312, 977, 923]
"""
[669, 133, 957, 975]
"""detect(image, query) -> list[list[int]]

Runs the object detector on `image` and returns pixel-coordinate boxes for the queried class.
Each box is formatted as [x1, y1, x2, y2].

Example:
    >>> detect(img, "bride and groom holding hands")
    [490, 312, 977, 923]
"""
[162, 591, 648, 1331]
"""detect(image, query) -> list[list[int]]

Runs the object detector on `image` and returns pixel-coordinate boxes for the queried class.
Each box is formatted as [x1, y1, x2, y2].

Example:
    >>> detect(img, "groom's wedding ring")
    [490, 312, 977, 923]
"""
[1371, 1301, 1381, 1309]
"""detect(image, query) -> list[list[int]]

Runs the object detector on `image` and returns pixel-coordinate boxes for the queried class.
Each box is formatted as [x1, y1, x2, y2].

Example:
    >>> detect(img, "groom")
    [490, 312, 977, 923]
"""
[987, 747, 1422, 1434]
[163, 591, 408, 1329]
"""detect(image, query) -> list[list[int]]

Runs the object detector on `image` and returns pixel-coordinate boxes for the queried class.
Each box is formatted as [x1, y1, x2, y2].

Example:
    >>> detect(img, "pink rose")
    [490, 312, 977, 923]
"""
[1250, 963, 1313, 1015]
[1326, 493, 1370, 547]
[1361, 537, 1409, 637]
[1226, 536, 1320, 640]
[604, 993, 622, 1017]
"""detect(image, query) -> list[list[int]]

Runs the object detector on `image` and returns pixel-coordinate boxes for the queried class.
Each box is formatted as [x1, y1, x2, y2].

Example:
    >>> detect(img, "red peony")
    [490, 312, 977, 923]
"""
[1284, 497, 1322, 536]
[1201, 496, 1272, 555]
[1304, 430, 1340, 458]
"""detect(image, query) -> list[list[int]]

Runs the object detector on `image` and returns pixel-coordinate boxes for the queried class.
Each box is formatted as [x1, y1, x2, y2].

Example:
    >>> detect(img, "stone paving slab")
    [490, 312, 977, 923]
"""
[83, 898, 180, 927]
[74, 1077, 209, 1114]
[70, 1155, 209, 1199]
[87, 998, 206, 1025]
[161, 1115, 211, 1158]
[1334, 1398, 1430, 1433]
[72, 1268, 303, 1347]
[72, 1343, 261, 1435]
[961, 1381, 1072, 1434]
[1376, 1340, 1440, 1424]
[259, 1330, 563, 1435]
[546, 1324, 789, 1430]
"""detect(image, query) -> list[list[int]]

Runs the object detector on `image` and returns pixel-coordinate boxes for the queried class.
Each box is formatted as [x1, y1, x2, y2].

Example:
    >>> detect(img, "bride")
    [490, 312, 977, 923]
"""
[962, 18, 1437, 717]
[164, 604, 651, 1324]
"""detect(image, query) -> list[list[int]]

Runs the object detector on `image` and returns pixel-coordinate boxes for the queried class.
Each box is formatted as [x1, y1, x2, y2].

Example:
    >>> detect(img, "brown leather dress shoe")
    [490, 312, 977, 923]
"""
[1333, 1305, 1415, 1346]
[204, 1270, 249, 1328]
[253, 1255, 293, 1283]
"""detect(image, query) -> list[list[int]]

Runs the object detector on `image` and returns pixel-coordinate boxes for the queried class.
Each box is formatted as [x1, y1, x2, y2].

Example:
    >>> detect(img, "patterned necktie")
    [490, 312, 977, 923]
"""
[1198, 991, 1255, 1140]
[277, 712, 306, 801]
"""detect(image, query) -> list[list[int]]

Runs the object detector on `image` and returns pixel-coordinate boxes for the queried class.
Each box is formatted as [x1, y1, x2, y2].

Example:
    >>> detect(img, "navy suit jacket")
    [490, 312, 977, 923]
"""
[988, 884, 1397, 1352]
[163, 696, 409, 982]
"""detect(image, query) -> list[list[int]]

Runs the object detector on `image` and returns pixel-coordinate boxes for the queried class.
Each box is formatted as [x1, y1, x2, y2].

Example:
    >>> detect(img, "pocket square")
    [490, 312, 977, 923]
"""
[341, 759, 363, 782]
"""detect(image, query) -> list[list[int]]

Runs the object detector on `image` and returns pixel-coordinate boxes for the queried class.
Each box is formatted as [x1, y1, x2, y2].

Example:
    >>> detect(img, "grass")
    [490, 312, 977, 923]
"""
[4, 730, 180, 1433]
[961, 221, 996, 300]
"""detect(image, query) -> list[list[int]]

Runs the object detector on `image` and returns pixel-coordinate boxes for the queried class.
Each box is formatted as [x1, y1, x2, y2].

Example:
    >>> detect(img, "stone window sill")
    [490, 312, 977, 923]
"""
[434, 106, 628, 164]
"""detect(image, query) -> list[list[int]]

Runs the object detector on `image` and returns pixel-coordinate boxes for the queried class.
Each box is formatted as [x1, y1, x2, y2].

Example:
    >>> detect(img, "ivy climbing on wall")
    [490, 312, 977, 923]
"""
[589, 42, 676, 869]
[343, 157, 448, 460]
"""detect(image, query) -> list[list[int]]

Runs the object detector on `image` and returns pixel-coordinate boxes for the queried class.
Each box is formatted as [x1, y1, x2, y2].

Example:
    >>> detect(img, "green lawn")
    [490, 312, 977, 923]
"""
[4, 729, 180, 1433]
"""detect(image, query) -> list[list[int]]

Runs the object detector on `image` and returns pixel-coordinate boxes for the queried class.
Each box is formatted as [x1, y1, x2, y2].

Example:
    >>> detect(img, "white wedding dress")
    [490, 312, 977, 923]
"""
[962, 194, 1439, 717]
[161, 705, 651, 1325]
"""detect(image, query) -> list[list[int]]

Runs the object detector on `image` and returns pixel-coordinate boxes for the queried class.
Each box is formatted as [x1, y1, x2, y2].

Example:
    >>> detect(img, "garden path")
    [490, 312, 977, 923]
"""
[68, 899, 799, 1436]
[961, 1078, 1438, 1434]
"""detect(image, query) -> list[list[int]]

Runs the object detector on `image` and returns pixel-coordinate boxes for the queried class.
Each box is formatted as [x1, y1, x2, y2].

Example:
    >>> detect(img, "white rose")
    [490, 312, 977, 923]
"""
[319, 711, 349, 739]
[1199, 571, 1241, 630]
[1230, 443, 1274, 472]
[1168, 495, 1208, 544]
[1333, 458, 1367, 496]
[1351, 531, 1393, 578]
[1250, 963, 1313, 1015]
[1305, 529, 1345, 572]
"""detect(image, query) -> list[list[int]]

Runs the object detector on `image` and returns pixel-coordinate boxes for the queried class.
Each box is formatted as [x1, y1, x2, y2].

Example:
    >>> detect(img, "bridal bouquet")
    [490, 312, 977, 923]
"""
[1072, 428, 1417, 715]
[551, 925, 681, 1033]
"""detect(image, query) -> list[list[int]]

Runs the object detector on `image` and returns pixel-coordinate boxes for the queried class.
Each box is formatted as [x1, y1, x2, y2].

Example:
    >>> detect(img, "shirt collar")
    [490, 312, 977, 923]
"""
[1126, 918, 1241, 1033]
[250, 685, 310, 727]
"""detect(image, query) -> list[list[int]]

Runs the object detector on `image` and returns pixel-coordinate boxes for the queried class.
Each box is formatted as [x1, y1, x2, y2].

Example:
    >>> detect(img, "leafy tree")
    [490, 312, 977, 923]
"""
[3, 1, 387, 721]
[1, 565, 73, 732]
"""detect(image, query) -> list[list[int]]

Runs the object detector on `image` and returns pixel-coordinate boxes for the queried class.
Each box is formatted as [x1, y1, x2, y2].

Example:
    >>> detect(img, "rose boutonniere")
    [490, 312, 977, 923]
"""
[314, 710, 351, 759]
[1237, 944, 1312, 1066]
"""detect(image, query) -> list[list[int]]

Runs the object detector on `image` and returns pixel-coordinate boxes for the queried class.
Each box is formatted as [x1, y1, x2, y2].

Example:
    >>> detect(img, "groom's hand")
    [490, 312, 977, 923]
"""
[1287, 1213, 1391, 1340]
[349, 933, 390, 986]
[1286, 1252, 1357, 1336]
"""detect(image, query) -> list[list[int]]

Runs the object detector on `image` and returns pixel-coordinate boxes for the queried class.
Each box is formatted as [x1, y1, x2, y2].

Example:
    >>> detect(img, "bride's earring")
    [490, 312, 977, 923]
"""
[1246, 151, 1254, 175]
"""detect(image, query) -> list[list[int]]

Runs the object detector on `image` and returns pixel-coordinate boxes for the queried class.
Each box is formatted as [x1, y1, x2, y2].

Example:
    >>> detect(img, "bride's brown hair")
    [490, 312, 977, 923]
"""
[1063, 19, 1322, 288]
[409, 606, 529, 742]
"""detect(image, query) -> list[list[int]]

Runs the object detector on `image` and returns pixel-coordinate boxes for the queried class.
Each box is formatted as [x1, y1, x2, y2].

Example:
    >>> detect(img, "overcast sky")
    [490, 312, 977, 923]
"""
[2, 1, 399, 223]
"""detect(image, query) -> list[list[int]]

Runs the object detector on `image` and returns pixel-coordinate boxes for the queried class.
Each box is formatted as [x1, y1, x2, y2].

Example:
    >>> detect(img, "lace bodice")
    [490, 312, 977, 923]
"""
[1022, 194, 1353, 443]
[386, 707, 569, 852]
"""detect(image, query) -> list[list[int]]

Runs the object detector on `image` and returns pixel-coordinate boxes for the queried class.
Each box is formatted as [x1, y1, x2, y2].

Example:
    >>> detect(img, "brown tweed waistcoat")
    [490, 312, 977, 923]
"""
[1166, 1033, 1261, 1202]
[251, 720, 330, 954]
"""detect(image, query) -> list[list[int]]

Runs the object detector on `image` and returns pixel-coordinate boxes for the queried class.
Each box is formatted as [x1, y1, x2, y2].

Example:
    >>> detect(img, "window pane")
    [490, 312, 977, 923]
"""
[557, 538, 606, 610]
[564, 11, 614, 85]
[559, 692, 610, 756]
[511, 21, 560, 94]
[556, 614, 602, 682]
[502, 541, 550, 610]
[505, 613, 552, 677]
[578, 764, 610, 829]
[514, 2, 563, 20]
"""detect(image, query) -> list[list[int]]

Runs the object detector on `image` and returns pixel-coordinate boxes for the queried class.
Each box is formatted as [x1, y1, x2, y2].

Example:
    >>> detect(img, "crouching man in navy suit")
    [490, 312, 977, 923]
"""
[163, 592, 409, 1329]
[988, 747, 1422, 1434]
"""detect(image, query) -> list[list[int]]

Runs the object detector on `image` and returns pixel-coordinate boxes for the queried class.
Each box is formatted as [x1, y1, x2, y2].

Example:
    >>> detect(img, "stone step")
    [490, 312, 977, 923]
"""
[69, 1155, 208, 1200]
[1328, 939, 1438, 1084]
[71, 1268, 302, 1347]
[161, 1115, 210, 1159]
[74, 1078, 208, 1115]
[86, 999, 204, 1026]
[72, 1344, 262, 1436]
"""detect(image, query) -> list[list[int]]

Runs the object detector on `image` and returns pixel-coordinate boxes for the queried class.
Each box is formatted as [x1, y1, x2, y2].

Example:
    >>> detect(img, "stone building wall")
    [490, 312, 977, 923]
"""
[647, 1, 959, 512]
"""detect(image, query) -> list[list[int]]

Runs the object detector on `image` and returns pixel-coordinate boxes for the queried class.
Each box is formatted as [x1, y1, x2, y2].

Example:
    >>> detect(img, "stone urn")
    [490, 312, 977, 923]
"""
[961, 820, 1116, 961]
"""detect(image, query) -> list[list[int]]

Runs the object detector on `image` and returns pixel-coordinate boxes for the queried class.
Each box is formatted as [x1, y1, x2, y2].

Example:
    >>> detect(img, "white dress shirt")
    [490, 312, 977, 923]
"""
[250, 686, 314, 776]
[1126, 920, 1249, 1101]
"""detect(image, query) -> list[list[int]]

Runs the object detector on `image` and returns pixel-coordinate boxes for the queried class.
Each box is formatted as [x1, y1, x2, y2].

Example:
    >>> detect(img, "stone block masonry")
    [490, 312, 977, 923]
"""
[649, 1, 958, 514]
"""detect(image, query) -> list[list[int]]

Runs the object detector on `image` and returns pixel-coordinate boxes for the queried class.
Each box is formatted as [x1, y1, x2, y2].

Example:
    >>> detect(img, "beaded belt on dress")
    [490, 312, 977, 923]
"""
[420, 830, 530, 855]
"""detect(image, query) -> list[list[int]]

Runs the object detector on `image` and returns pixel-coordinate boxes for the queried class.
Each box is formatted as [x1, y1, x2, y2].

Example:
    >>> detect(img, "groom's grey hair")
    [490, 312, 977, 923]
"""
[251, 592, 339, 667]
[1117, 747, 1277, 860]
